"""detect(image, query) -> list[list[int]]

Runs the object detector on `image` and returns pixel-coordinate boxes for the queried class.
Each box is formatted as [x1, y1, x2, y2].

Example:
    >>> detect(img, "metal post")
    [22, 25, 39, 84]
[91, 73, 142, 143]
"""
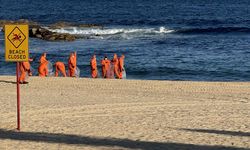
[16, 62, 20, 131]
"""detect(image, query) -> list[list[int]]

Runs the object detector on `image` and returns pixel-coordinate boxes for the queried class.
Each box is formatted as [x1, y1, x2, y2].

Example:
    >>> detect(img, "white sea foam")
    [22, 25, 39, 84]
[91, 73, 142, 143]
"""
[48, 26, 174, 38]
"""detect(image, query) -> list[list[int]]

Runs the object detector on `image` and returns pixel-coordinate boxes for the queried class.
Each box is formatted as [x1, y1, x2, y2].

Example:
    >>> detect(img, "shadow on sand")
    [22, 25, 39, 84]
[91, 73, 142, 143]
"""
[0, 129, 247, 150]
[0, 80, 16, 84]
[180, 128, 250, 137]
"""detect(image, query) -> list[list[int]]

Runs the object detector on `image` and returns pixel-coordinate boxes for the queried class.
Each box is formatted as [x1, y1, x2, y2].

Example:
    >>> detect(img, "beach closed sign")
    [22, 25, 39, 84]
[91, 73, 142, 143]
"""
[5, 25, 29, 62]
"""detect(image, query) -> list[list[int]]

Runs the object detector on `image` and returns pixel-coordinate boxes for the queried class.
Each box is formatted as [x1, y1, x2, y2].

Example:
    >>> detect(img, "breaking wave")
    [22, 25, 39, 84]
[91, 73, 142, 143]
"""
[48, 26, 174, 39]
[47, 26, 250, 40]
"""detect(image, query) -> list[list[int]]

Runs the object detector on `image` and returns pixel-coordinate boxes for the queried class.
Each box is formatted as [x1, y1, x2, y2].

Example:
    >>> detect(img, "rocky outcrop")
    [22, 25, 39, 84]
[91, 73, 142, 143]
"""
[0, 19, 76, 41]
[29, 26, 76, 41]
[0, 19, 103, 41]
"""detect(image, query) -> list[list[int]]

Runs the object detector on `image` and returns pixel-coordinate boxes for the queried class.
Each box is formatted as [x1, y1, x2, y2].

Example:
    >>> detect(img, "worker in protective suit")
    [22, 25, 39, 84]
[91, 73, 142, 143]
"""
[55, 62, 66, 77]
[19, 58, 33, 84]
[119, 54, 125, 79]
[38, 53, 49, 77]
[68, 52, 77, 77]
[112, 53, 121, 79]
[39, 52, 47, 64]
[38, 61, 49, 77]
[101, 56, 111, 78]
[90, 55, 98, 78]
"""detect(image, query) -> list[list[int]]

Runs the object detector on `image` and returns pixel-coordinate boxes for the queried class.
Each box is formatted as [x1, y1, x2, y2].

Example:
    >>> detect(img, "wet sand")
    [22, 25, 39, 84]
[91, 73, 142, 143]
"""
[0, 76, 249, 150]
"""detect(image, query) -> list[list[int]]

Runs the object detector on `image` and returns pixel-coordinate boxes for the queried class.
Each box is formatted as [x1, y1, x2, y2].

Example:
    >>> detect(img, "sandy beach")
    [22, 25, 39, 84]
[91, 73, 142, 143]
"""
[0, 76, 249, 150]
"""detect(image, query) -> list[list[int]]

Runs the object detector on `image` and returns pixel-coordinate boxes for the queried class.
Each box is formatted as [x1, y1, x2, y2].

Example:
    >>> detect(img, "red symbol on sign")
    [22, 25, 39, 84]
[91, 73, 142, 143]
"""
[12, 33, 23, 42]
[7, 26, 26, 49]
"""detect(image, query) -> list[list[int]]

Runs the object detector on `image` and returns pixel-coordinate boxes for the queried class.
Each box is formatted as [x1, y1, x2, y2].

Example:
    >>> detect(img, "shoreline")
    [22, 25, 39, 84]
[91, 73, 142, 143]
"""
[1, 75, 250, 83]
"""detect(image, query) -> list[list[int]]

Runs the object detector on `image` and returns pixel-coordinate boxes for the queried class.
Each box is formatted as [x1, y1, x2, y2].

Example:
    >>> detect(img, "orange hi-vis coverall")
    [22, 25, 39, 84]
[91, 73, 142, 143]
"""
[101, 58, 111, 78]
[68, 52, 77, 77]
[90, 56, 98, 78]
[55, 62, 66, 77]
[19, 59, 32, 83]
[38, 61, 48, 77]
[118, 55, 125, 78]
[38, 53, 48, 77]
[39, 53, 47, 64]
[112, 54, 121, 79]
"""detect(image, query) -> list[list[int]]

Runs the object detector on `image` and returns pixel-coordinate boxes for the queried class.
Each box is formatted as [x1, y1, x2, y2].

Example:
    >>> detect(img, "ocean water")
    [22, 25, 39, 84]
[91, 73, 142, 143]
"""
[0, 0, 250, 81]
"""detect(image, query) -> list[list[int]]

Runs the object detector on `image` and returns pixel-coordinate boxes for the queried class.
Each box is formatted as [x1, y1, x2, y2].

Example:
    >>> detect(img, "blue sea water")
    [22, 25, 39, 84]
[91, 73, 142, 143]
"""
[0, 0, 250, 81]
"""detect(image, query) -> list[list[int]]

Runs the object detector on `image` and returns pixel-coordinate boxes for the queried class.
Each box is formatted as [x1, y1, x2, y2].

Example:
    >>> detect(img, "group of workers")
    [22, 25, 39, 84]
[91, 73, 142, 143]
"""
[18, 52, 125, 84]
[91, 53, 125, 79]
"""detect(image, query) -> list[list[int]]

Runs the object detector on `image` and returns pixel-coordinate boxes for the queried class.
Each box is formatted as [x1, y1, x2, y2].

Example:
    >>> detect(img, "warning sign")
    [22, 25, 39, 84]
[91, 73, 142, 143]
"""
[5, 25, 29, 62]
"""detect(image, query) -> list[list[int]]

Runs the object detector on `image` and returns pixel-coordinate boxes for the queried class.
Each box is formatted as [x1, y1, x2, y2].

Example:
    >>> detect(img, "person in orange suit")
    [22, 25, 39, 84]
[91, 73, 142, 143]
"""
[90, 55, 98, 78]
[112, 53, 121, 79]
[38, 61, 49, 77]
[39, 52, 47, 64]
[119, 54, 125, 78]
[101, 56, 111, 78]
[38, 53, 49, 77]
[54, 62, 66, 77]
[19, 58, 33, 84]
[68, 52, 77, 77]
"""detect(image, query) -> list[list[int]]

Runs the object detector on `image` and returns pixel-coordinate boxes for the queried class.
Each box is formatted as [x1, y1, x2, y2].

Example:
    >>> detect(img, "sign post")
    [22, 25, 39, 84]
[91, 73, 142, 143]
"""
[5, 24, 29, 131]
[16, 62, 20, 130]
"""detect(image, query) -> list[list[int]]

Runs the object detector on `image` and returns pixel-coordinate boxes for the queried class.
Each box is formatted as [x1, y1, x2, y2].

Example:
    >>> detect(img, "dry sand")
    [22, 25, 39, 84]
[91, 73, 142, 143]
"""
[0, 76, 249, 150]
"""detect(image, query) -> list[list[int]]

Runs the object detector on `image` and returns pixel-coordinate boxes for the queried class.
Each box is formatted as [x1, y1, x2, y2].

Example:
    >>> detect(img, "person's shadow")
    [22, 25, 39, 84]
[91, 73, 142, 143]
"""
[0, 80, 16, 84]
[0, 129, 247, 150]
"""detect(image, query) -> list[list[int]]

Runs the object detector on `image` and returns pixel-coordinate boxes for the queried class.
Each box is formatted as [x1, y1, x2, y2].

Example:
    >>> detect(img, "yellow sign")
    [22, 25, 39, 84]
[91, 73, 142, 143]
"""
[5, 25, 29, 62]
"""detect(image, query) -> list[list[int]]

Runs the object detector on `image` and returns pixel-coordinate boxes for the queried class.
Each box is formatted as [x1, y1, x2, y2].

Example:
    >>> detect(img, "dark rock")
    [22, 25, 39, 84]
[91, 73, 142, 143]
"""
[65, 34, 76, 41]
[48, 36, 56, 41]
[29, 25, 76, 41]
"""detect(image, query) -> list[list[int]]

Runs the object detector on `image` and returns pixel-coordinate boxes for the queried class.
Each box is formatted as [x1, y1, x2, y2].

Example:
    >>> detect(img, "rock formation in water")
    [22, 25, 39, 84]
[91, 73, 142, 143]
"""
[0, 19, 103, 42]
